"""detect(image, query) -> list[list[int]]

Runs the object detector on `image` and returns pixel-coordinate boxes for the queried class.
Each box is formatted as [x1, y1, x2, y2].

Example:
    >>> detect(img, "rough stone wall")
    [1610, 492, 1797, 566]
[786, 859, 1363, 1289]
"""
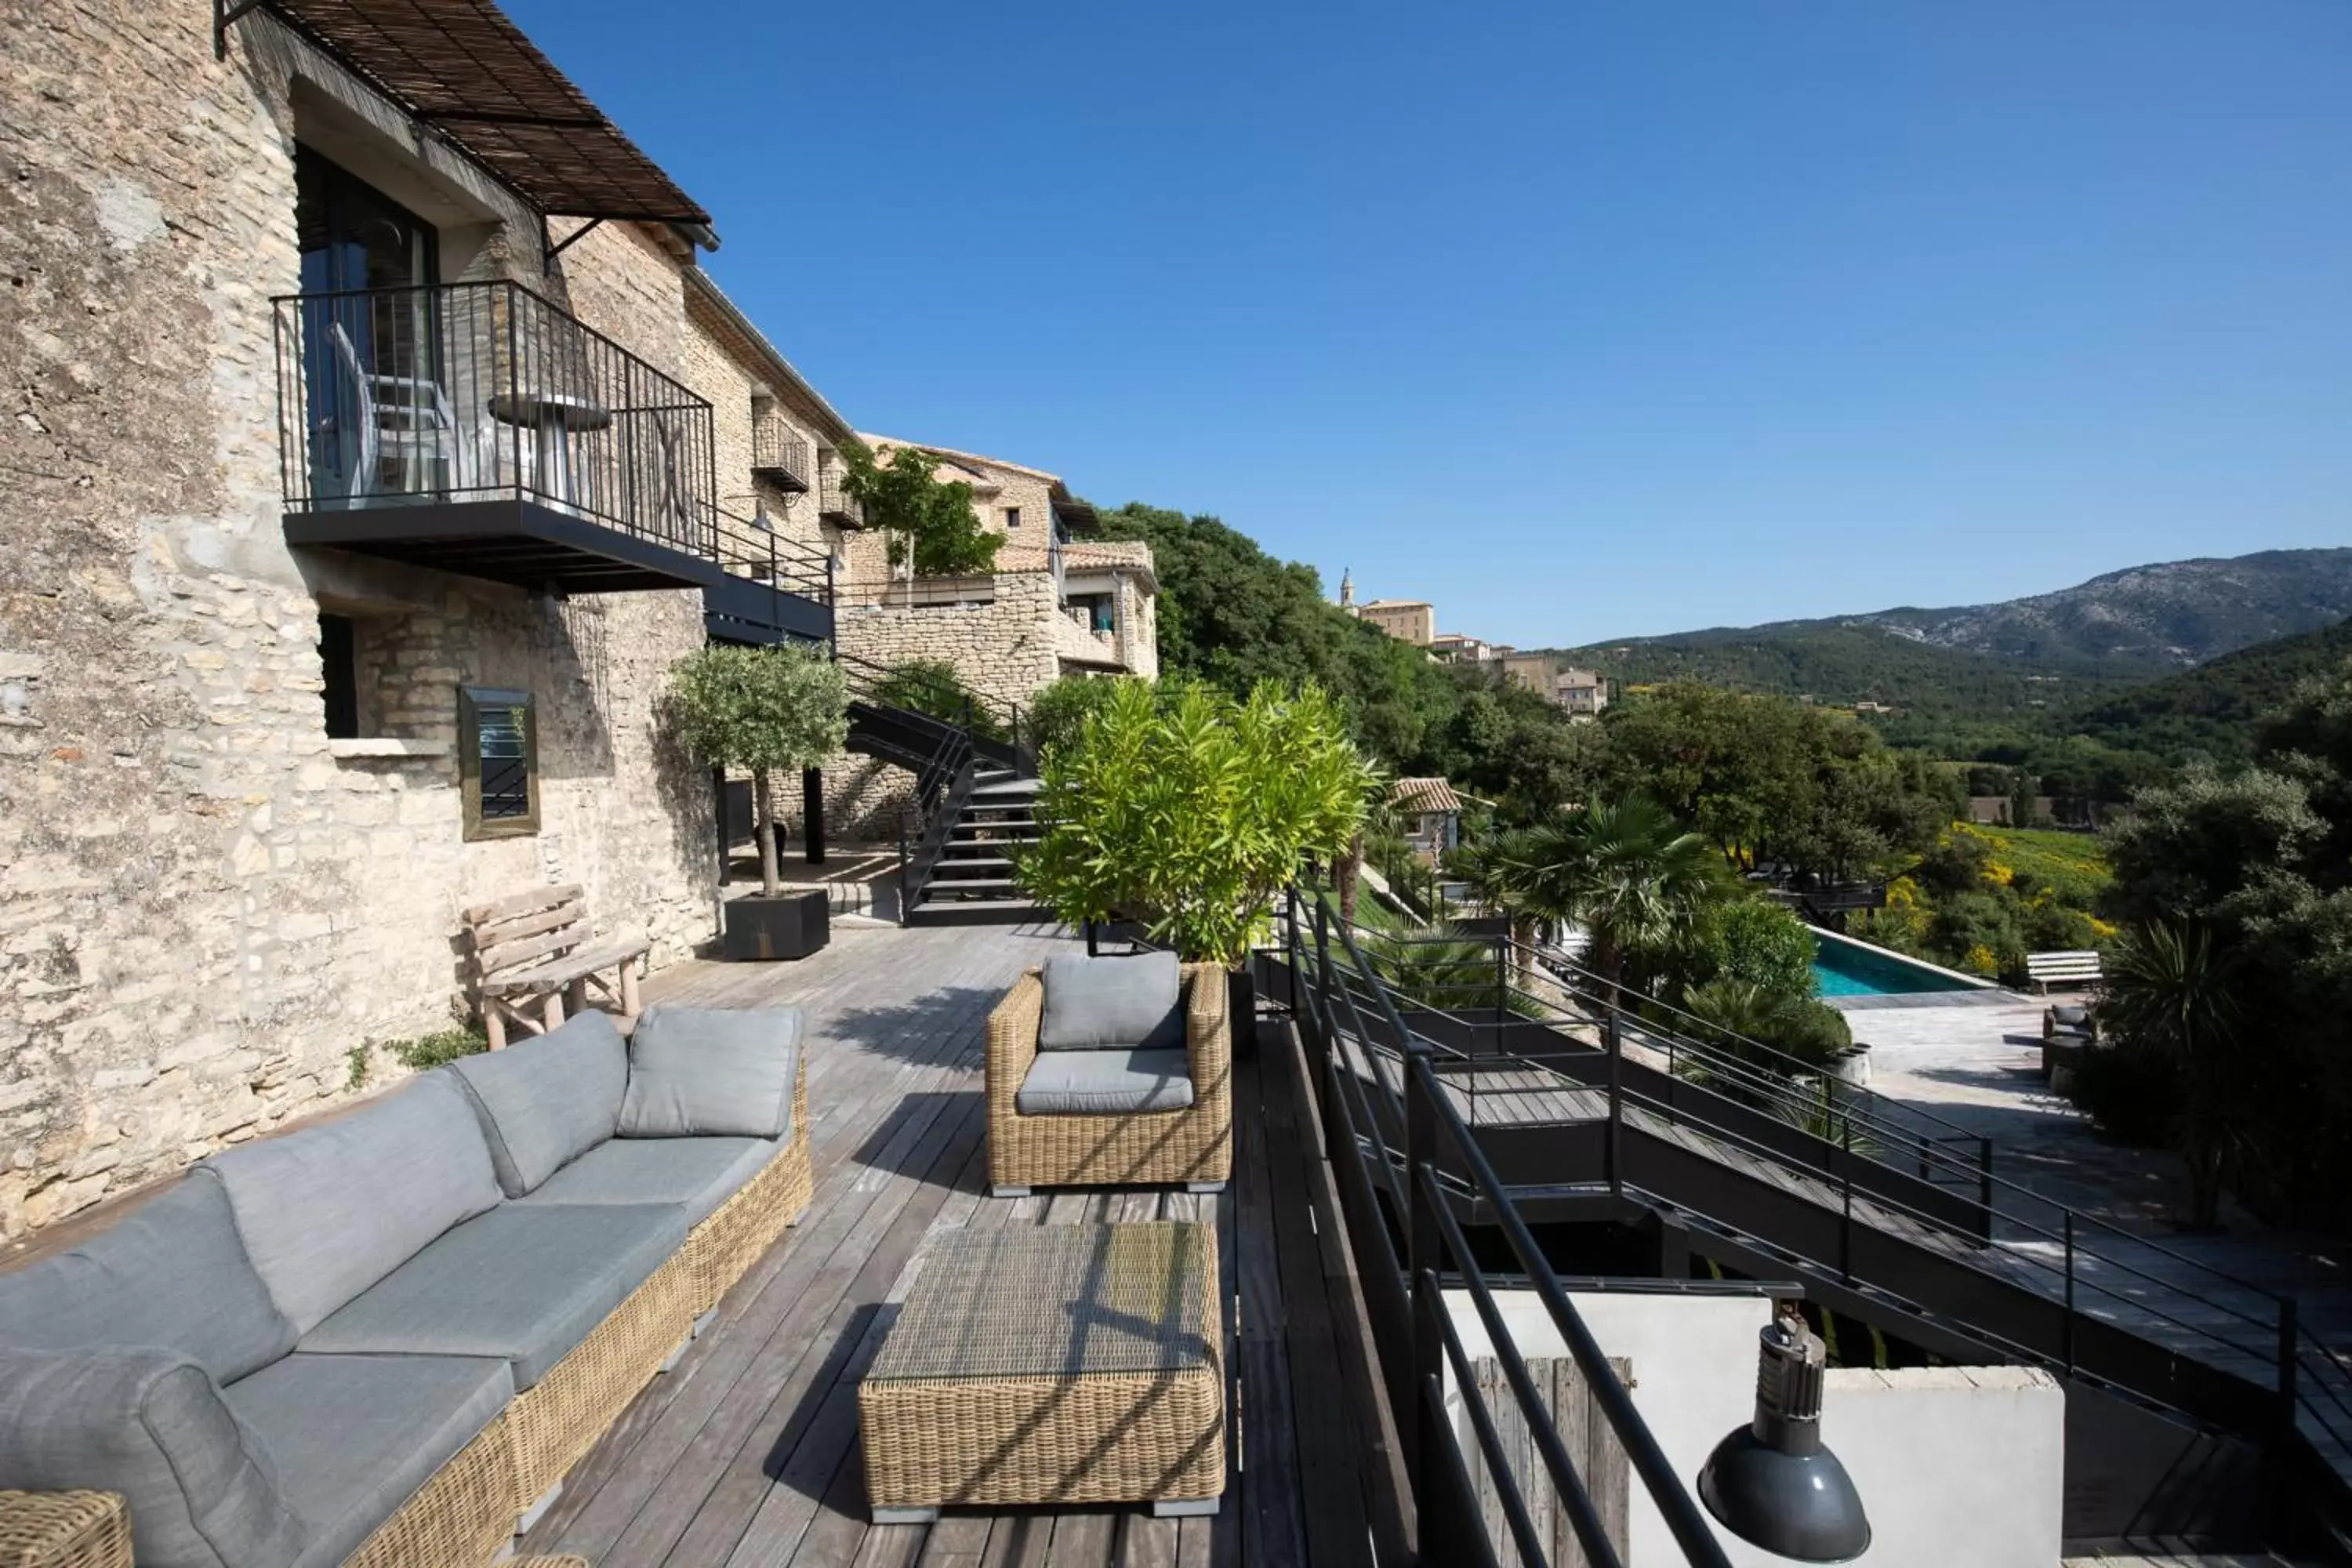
[0, 4, 717, 1237]
[835, 572, 1062, 714]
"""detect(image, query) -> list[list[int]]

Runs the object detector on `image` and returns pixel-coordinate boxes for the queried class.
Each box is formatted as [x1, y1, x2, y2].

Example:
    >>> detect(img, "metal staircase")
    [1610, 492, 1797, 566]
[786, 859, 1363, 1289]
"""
[1275, 897, 2352, 1554]
[835, 654, 1051, 927]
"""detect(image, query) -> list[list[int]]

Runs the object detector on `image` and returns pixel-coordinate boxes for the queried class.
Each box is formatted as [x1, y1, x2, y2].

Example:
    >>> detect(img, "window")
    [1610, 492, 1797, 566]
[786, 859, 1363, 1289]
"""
[459, 687, 538, 839]
[318, 614, 359, 739]
[1004, 507, 1021, 529]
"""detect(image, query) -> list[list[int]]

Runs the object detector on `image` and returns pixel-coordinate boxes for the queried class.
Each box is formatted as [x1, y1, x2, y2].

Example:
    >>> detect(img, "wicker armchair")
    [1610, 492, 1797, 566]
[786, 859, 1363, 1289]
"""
[986, 963, 1232, 1196]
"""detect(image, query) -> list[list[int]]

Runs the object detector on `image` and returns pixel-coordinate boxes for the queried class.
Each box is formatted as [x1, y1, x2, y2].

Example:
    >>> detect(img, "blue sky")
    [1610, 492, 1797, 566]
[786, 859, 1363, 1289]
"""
[506, 0, 2352, 646]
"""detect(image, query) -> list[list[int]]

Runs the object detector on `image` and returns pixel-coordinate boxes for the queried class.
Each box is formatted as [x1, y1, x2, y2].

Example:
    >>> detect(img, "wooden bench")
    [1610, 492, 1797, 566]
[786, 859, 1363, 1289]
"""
[463, 884, 650, 1049]
[2026, 949, 2103, 993]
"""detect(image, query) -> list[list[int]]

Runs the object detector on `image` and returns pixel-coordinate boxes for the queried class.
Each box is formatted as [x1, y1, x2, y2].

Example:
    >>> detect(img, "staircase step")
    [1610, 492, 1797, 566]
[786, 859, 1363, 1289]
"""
[906, 896, 1046, 927]
[949, 821, 1040, 840]
[930, 858, 1015, 878]
[971, 777, 1040, 798]
[920, 877, 1022, 898]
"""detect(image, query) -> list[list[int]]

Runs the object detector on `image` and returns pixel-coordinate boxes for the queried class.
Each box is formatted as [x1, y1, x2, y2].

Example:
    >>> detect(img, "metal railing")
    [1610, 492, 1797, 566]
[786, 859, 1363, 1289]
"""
[833, 651, 1033, 774]
[750, 419, 811, 492]
[819, 469, 864, 525]
[273, 281, 720, 556]
[1297, 909, 2352, 1515]
[1283, 887, 1736, 1567]
[710, 506, 836, 608]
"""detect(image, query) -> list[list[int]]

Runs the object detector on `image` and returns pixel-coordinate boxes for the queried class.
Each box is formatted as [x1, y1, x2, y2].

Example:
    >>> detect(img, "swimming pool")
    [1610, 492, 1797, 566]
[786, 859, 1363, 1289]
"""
[1810, 932, 1990, 997]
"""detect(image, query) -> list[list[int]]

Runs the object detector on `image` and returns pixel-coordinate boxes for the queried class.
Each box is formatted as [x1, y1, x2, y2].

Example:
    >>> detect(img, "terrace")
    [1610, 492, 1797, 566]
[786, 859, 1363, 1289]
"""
[514, 920, 1410, 1568]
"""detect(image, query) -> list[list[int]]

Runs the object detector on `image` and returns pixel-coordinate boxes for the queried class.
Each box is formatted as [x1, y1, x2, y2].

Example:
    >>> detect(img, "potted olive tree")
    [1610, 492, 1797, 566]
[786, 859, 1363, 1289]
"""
[669, 642, 849, 960]
[1018, 678, 1377, 1044]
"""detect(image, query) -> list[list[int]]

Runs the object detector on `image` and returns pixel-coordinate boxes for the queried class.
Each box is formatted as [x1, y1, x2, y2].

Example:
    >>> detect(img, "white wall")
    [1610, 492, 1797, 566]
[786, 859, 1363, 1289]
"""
[1443, 1290, 2063, 1567]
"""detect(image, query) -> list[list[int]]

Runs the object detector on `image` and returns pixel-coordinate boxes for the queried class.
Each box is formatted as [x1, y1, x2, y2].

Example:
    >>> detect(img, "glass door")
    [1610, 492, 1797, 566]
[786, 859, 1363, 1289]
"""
[295, 148, 440, 505]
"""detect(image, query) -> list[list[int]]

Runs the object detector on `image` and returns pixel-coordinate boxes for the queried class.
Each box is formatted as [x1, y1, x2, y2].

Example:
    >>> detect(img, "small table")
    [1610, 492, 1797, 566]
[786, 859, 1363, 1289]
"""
[490, 388, 611, 506]
[859, 1221, 1225, 1520]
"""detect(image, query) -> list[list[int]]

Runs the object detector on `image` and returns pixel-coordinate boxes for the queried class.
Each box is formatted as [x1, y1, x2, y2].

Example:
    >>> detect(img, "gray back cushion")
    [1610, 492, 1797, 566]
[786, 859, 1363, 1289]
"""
[1036, 951, 1185, 1051]
[0, 1175, 296, 1384]
[0, 1347, 307, 1568]
[203, 1074, 502, 1333]
[444, 1009, 628, 1196]
[619, 1004, 801, 1139]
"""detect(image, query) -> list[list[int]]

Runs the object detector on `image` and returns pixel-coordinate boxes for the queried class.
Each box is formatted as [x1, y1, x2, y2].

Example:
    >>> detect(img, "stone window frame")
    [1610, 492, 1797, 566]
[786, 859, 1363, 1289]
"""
[459, 685, 540, 840]
[1004, 506, 1021, 530]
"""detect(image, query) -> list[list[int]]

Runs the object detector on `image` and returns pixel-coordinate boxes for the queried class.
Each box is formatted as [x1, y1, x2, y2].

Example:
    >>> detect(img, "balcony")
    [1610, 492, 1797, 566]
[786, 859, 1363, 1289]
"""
[273, 278, 826, 643]
[751, 419, 812, 492]
[818, 470, 864, 526]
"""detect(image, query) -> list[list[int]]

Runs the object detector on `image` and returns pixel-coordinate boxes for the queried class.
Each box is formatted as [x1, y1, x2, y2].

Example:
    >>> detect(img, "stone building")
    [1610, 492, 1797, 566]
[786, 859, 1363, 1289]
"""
[1337, 573, 1436, 646]
[837, 437, 1160, 710]
[1555, 666, 1610, 717]
[0, 0, 834, 1236]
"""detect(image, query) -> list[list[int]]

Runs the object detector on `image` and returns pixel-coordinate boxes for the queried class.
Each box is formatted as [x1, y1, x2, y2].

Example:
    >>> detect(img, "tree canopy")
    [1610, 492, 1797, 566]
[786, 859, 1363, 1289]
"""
[839, 441, 1004, 577]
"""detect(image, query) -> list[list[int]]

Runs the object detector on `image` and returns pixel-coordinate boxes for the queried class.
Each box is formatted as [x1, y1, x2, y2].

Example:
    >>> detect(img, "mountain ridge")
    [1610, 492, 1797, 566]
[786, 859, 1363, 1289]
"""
[1541, 547, 2352, 716]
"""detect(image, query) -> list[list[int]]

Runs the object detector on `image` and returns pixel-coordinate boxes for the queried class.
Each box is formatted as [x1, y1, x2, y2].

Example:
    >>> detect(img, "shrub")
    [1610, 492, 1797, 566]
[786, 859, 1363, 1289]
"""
[1026, 674, 1131, 760]
[874, 659, 1007, 742]
[1018, 678, 1378, 967]
[1679, 897, 1817, 1000]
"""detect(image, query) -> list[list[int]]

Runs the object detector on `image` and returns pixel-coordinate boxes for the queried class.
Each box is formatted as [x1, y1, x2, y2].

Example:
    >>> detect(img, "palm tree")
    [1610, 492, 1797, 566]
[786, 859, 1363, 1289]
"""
[1499, 797, 1730, 1004]
[2102, 922, 2251, 1229]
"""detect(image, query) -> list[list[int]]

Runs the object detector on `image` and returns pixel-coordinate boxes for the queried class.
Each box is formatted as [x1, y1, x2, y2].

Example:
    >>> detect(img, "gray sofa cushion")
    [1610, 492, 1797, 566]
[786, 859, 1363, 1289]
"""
[0, 1174, 296, 1384]
[296, 1203, 687, 1388]
[619, 1004, 801, 1139]
[0, 1347, 307, 1568]
[1036, 951, 1185, 1051]
[1016, 1047, 1196, 1116]
[513, 1135, 776, 1226]
[444, 1008, 628, 1196]
[223, 1353, 512, 1568]
[203, 1074, 503, 1334]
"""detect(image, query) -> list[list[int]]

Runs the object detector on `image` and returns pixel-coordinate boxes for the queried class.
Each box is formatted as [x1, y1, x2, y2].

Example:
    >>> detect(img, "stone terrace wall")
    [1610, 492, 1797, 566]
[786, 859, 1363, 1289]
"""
[0, 4, 717, 1236]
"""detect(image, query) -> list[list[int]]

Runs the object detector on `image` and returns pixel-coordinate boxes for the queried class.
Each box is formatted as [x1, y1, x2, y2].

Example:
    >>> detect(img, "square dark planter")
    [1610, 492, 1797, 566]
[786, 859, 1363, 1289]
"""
[723, 890, 829, 961]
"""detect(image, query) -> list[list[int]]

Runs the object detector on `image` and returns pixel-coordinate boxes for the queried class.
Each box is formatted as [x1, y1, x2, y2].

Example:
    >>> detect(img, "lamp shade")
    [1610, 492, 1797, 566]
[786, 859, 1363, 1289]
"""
[1697, 1312, 1871, 1563]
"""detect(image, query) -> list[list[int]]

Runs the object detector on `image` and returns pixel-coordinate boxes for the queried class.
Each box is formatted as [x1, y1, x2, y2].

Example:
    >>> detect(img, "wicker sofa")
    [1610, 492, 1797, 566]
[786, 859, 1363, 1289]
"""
[985, 953, 1232, 1196]
[0, 1003, 811, 1568]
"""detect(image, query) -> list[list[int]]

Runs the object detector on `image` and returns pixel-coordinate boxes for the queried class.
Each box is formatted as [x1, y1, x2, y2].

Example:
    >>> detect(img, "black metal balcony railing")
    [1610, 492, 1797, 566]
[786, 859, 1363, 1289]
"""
[818, 470, 863, 526]
[271, 280, 838, 615]
[274, 277, 735, 546]
[750, 420, 811, 492]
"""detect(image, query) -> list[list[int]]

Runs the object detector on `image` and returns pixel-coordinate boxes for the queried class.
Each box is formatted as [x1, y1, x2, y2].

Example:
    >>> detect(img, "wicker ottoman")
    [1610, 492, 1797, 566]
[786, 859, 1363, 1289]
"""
[858, 1221, 1225, 1520]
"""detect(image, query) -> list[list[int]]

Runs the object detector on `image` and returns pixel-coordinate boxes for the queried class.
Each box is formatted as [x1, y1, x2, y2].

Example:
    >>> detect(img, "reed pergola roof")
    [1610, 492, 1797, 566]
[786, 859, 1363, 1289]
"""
[258, 0, 710, 225]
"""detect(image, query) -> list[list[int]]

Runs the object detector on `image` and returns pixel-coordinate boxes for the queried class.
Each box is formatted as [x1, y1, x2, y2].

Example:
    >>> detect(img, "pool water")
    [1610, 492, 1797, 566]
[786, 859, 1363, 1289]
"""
[1811, 938, 1984, 997]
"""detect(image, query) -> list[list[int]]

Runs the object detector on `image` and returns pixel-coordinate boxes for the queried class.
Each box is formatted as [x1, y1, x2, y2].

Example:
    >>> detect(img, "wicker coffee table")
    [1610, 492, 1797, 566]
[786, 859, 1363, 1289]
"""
[859, 1221, 1225, 1520]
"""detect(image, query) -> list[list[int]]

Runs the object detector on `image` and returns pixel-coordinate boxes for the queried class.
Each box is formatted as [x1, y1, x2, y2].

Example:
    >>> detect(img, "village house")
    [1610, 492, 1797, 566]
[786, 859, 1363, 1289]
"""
[840, 437, 1160, 711]
[0, 0, 839, 1235]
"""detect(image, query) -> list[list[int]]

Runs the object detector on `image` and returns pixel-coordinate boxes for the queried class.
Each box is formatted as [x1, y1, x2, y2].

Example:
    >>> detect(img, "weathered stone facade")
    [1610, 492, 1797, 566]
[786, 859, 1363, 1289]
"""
[0, 2, 726, 1236]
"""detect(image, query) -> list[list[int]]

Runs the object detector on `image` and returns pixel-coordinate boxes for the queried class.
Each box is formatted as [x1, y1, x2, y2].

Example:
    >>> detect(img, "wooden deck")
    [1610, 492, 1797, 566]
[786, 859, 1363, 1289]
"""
[522, 920, 1408, 1568]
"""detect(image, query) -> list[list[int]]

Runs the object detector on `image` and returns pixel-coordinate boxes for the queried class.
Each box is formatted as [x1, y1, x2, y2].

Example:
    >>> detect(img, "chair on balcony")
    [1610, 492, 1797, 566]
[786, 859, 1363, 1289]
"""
[985, 951, 1232, 1196]
[325, 321, 483, 501]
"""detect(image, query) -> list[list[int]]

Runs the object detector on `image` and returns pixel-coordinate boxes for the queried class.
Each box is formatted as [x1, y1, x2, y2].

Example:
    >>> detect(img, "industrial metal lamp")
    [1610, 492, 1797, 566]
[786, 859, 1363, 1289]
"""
[1697, 1310, 1872, 1563]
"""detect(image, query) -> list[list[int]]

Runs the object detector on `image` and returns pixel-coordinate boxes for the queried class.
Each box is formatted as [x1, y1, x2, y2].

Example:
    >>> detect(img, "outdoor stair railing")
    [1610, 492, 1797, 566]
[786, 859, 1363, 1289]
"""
[1281, 884, 1737, 1568]
[835, 655, 977, 924]
[1284, 904, 2352, 1530]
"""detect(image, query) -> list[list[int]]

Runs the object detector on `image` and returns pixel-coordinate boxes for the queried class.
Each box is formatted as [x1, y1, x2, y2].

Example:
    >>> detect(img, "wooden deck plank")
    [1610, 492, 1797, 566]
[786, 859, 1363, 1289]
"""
[515, 924, 1391, 1568]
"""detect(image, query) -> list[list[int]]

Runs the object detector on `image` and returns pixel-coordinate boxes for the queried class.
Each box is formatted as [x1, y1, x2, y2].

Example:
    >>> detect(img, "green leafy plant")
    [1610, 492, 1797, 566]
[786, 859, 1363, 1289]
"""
[384, 1028, 488, 1072]
[1018, 679, 1379, 967]
[1681, 978, 1853, 1073]
[838, 440, 1004, 578]
[874, 659, 1007, 742]
[2097, 921, 2256, 1229]
[1675, 896, 1818, 1001]
[668, 643, 850, 896]
[1494, 796, 1733, 999]
[345, 1044, 372, 1090]
[1026, 674, 1132, 761]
